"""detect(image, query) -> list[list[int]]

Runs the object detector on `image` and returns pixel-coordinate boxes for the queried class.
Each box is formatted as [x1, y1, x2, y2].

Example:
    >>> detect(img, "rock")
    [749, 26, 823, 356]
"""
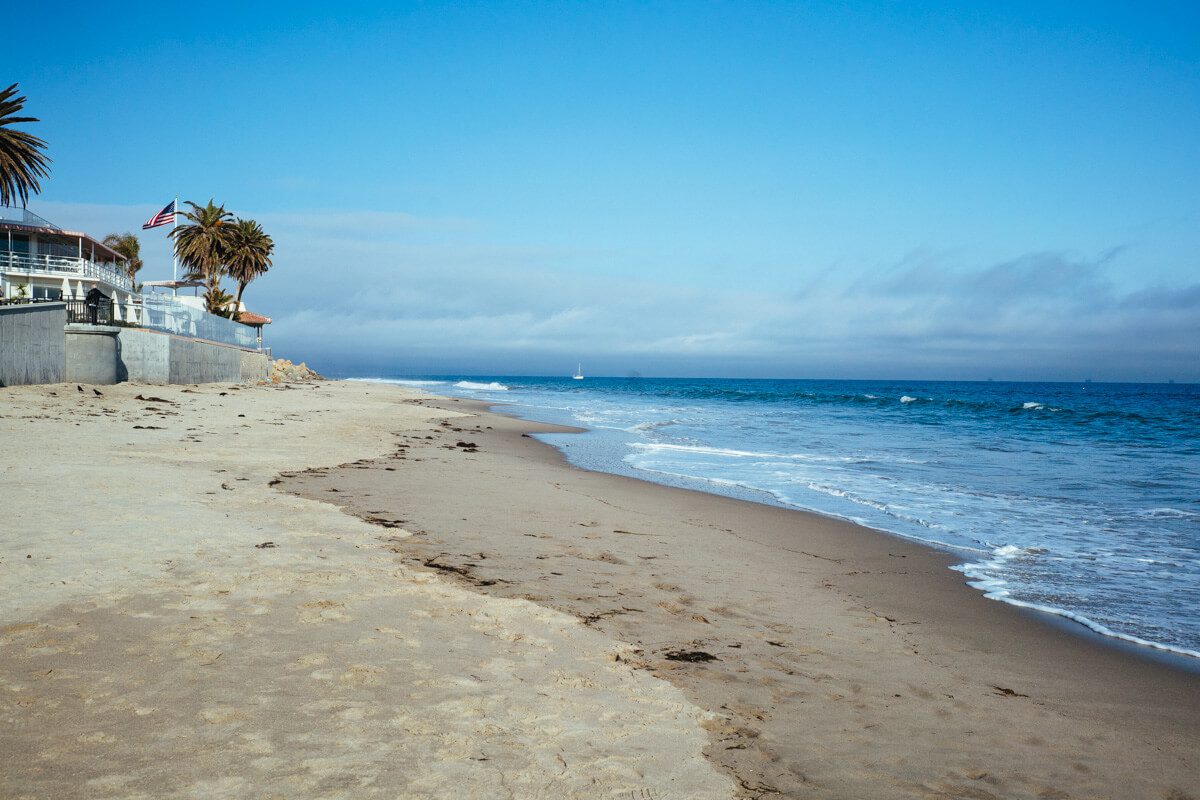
[267, 358, 325, 384]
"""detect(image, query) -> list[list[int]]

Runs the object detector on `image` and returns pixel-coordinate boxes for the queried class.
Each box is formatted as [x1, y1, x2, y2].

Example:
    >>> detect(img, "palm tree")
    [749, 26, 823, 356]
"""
[102, 233, 144, 289]
[225, 218, 273, 309]
[205, 284, 238, 320]
[170, 199, 232, 314]
[0, 83, 51, 208]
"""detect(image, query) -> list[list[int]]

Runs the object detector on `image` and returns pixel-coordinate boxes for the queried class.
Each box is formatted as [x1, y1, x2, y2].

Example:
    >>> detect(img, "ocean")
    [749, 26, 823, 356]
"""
[358, 375, 1200, 659]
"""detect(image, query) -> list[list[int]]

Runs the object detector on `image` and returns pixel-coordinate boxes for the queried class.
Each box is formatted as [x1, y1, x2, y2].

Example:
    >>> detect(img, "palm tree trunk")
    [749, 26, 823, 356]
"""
[205, 272, 223, 315]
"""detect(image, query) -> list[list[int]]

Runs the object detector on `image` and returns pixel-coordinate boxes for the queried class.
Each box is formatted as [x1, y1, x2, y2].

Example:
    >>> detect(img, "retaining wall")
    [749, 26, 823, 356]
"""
[1, 311, 267, 387]
[64, 324, 120, 385]
[239, 348, 269, 383]
[114, 327, 170, 383]
[167, 334, 243, 384]
[117, 328, 268, 385]
[0, 303, 66, 386]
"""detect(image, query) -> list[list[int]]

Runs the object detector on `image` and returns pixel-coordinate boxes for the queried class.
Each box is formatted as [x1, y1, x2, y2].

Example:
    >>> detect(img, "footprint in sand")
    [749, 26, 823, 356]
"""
[290, 653, 328, 670]
[200, 706, 249, 725]
[296, 599, 349, 623]
[339, 664, 385, 686]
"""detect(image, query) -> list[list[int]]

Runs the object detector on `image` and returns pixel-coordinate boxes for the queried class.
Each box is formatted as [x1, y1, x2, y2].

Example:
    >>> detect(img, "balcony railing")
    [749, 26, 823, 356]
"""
[0, 294, 262, 350]
[140, 295, 260, 350]
[1, 250, 133, 293]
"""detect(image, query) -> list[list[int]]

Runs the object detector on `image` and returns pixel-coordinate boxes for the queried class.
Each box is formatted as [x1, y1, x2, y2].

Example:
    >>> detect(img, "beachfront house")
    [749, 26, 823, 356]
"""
[0, 205, 274, 386]
[0, 207, 135, 312]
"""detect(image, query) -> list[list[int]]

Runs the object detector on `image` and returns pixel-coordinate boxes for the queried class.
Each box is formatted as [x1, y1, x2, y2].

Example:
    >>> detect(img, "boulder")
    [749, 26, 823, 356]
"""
[268, 358, 324, 383]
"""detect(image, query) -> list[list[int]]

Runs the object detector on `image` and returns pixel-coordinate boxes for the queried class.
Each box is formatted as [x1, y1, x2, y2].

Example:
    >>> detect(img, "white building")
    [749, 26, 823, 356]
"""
[0, 206, 134, 303]
[1, 206, 267, 348]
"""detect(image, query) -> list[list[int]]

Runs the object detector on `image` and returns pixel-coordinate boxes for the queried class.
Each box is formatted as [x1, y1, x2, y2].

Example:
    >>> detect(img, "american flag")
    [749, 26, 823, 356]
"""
[142, 200, 177, 230]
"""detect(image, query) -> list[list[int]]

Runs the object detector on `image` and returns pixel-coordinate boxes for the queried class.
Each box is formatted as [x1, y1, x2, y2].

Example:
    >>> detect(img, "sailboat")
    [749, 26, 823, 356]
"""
[573, 363, 584, 380]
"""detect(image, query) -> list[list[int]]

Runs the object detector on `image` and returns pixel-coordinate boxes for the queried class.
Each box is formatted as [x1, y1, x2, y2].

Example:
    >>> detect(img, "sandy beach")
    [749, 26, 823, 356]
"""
[0, 381, 731, 799]
[2, 380, 1197, 799]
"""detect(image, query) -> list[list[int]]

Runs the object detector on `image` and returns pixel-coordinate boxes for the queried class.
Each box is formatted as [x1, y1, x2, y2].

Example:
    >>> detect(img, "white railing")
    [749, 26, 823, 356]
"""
[1, 251, 133, 292]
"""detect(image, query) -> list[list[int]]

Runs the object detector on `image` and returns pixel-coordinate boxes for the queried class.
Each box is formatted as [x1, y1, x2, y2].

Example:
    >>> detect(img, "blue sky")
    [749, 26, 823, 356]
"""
[8, 1, 1199, 380]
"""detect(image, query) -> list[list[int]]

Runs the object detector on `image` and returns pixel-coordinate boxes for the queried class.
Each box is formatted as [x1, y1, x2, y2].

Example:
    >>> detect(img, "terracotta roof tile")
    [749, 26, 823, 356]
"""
[238, 311, 272, 325]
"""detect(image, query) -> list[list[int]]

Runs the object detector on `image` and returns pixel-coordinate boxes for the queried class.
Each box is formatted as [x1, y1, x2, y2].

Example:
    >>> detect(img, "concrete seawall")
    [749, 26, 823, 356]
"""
[1, 307, 268, 387]
[116, 328, 269, 385]
[0, 304, 66, 387]
[65, 325, 119, 385]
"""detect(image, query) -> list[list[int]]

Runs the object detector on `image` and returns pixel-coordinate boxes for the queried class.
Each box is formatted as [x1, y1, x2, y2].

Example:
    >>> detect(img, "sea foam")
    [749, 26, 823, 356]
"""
[626, 420, 678, 432]
[629, 442, 851, 462]
[453, 381, 509, 391]
[356, 378, 448, 387]
[956, 562, 1200, 659]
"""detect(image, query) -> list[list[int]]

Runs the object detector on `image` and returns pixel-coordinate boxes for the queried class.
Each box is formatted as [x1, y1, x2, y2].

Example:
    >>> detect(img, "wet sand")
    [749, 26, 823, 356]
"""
[285, 392, 1200, 799]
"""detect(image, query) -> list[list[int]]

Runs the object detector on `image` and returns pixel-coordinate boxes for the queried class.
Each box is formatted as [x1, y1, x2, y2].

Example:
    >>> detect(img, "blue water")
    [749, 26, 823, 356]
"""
[358, 376, 1200, 658]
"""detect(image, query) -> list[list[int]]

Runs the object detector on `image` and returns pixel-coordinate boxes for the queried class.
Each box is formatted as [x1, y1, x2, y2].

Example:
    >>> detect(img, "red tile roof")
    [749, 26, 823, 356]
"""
[238, 311, 272, 325]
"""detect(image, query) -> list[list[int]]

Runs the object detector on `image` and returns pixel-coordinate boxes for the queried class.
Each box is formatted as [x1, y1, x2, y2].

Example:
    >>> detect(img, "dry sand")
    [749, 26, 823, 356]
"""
[0, 381, 733, 799]
[282, 392, 1200, 800]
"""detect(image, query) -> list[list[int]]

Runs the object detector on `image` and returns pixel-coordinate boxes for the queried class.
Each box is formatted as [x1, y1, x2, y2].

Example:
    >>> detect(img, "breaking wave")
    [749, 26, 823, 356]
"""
[453, 381, 510, 391]
[352, 378, 448, 387]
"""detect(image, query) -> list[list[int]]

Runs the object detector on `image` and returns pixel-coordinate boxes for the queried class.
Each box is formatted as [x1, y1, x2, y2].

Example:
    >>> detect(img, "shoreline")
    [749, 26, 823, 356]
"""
[2, 379, 1195, 798]
[457, 393, 1200, 672]
[290, 388, 1200, 798]
[437, 395, 1200, 675]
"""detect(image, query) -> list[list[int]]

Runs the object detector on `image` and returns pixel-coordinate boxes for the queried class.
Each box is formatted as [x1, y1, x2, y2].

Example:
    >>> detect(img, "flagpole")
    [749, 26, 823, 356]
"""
[171, 196, 178, 297]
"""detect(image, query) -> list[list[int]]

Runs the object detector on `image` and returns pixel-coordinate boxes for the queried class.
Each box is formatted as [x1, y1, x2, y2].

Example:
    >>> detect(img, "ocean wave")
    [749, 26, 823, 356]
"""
[1013, 401, 1065, 412]
[988, 543, 1049, 559]
[626, 420, 678, 432]
[624, 459, 987, 554]
[538, 382, 1183, 432]
[954, 562, 1200, 659]
[351, 378, 448, 387]
[804, 481, 892, 514]
[453, 381, 509, 391]
[802, 481, 958, 532]
[643, 466, 935, 542]
[1136, 507, 1200, 519]
[628, 442, 855, 462]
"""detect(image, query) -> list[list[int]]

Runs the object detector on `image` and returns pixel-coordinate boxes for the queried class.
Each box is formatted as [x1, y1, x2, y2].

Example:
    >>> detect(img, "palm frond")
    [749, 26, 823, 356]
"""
[226, 217, 274, 306]
[0, 84, 51, 207]
[170, 199, 233, 291]
[102, 232, 144, 283]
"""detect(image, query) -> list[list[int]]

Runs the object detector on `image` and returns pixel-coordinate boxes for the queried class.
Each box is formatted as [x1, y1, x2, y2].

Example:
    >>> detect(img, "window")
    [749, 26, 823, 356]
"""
[32, 285, 62, 300]
[8, 234, 30, 254]
[38, 237, 78, 258]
